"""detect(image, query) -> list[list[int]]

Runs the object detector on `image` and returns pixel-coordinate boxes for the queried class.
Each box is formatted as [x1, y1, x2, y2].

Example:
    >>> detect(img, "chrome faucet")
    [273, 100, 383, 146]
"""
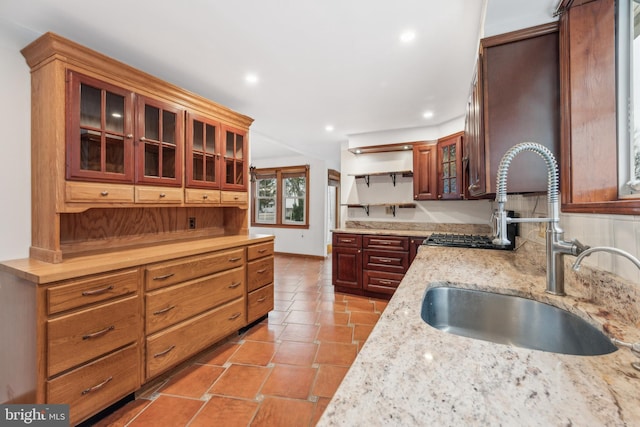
[492, 142, 587, 295]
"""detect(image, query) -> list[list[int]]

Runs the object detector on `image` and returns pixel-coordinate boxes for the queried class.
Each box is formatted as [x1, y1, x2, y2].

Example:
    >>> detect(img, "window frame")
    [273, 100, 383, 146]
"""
[251, 165, 310, 228]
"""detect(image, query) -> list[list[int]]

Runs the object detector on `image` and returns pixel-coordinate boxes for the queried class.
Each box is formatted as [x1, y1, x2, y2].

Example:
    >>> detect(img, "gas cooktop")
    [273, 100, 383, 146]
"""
[424, 233, 515, 250]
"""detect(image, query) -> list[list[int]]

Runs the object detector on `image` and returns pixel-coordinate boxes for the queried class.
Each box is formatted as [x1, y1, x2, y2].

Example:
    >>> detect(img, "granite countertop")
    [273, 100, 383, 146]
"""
[318, 245, 640, 426]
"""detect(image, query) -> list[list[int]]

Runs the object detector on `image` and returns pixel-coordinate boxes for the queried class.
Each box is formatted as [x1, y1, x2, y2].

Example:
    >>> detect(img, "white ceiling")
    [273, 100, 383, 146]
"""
[0, 0, 558, 164]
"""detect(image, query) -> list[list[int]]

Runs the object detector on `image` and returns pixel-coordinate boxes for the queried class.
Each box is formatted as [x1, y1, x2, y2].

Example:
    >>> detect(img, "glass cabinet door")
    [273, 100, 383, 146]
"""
[67, 71, 134, 182]
[222, 125, 247, 190]
[437, 134, 463, 200]
[136, 96, 184, 186]
[186, 113, 220, 188]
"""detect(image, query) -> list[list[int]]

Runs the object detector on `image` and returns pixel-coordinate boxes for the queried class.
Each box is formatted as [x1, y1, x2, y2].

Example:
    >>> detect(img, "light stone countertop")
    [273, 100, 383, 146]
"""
[317, 245, 640, 426]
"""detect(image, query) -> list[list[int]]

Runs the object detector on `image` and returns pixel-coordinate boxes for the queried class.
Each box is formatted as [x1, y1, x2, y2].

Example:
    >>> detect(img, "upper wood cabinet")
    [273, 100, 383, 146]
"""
[436, 132, 464, 200]
[413, 143, 438, 200]
[465, 22, 560, 197]
[20, 32, 253, 263]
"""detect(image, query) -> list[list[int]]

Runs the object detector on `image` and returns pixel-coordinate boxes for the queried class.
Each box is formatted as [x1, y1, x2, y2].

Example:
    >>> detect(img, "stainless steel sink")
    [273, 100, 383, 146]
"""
[421, 286, 617, 356]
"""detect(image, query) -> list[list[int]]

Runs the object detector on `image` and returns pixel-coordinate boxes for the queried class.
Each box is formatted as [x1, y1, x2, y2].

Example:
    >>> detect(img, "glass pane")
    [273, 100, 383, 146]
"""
[80, 129, 101, 171]
[226, 131, 235, 157]
[145, 105, 160, 141]
[443, 163, 449, 178]
[257, 198, 276, 223]
[236, 134, 244, 159]
[205, 124, 216, 154]
[450, 144, 456, 158]
[105, 92, 124, 133]
[444, 179, 450, 194]
[451, 178, 457, 193]
[205, 154, 216, 182]
[192, 153, 204, 180]
[451, 162, 457, 177]
[144, 144, 159, 177]
[442, 146, 449, 162]
[258, 178, 277, 197]
[285, 177, 306, 197]
[80, 84, 101, 128]
[162, 110, 176, 144]
[284, 197, 305, 222]
[226, 159, 234, 183]
[162, 146, 176, 178]
[193, 120, 204, 152]
[235, 161, 243, 185]
[105, 134, 125, 174]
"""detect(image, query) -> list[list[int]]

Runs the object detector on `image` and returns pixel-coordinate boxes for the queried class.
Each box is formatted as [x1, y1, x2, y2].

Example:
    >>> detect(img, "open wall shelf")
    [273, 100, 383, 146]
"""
[342, 203, 416, 217]
[349, 170, 413, 187]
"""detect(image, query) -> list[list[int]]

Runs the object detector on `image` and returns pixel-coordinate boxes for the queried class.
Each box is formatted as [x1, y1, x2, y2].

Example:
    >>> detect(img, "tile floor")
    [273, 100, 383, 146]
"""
[91, 254, 387, 427]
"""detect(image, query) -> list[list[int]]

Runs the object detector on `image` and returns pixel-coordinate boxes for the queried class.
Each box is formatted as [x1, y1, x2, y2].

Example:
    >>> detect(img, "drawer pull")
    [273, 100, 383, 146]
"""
[374, 241, 392, 245]
[100, 191, 109, 197]
[258, 248, 268, 253]
[81, 376, 113, 395]
[82, 325, 115, 340]
[234, 195, 239, 200]
[228, 282, 241, 289]
[153, 273, 175, 281]
[228, 312, 242, 320]
[154, 345, 176, 358]
[229, 257, 242, 262]
[340, 239, 353, 243]
[203, 194, 208, 199]
[153, 305, 176, 315]
[257, 268, 267, 274]
[257, 296, 267, 302]
[379, 280, 393, 285]
[81, 285, 114, 296]
[378, 258, 393, 263]
[159, 193, 166, 198]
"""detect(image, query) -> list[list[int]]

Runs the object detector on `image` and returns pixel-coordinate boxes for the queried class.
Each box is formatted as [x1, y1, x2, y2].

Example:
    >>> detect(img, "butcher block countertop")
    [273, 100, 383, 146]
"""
[318, 243, 640, 426]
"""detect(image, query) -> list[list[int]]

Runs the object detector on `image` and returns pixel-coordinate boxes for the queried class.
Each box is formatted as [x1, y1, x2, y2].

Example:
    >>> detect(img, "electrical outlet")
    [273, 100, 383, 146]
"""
[188, 217, 196, 229]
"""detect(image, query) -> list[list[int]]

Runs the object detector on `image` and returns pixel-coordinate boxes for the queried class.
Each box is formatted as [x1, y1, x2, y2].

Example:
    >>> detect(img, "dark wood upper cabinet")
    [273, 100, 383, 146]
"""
[413, 142, 438, 200]
[465, 22, 560, 197]
[436, 132, 464, 200]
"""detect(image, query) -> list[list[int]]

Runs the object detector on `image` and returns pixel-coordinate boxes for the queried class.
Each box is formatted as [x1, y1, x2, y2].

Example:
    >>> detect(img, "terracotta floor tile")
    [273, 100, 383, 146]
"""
[250, 396, 315, 427]
[288, 299, 319, 311]
[317, 300, 347, 312]
[317, 324, 354, 343]
[374, 299, 389, 313]
[198, 342, 240, 366]
[265, 310, 288, 325]
[189, 396, 258, 427]
[353, 323, 375, 342]
[315, 342, 358, 366]
[91, 399, 151, 427]
[272, 341, 318, 366]
[159, 364, 225, 398]
[292, 291, 321, 301]
[311, 397, 332, 426]
[279, 323, 319, 342]
[349, 311, 381, 325]
[260, 365, 316, 399]
[209, 364, 271, 399]
[284, 310, 319, 325]
[243, 323, 285, 342]
[274, 291, 296, 301]
[317, 311, 350, 325]
[312, 365, 350, 398]
[273, 299, 294, 311]
[228, 341, 277, 366]
[127, 395, 203, 427]
[345, 296, 376, 312]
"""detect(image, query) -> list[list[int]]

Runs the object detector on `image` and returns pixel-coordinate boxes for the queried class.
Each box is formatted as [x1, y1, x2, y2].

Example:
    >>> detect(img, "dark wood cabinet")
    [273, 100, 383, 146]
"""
[413, 143, 438, 200]
[409, 237, 426, 263]
[332, 233, 362, 291]
[437, 132, 464, 200]
[465, 22, 560, 197]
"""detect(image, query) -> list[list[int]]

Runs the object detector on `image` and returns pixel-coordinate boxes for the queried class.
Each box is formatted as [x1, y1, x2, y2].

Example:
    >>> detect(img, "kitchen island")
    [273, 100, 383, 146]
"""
[318, 243, 640, 426]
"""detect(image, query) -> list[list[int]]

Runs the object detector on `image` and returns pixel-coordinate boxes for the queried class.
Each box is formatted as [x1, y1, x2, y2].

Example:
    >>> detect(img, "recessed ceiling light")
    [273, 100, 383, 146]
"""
[245, 73, 259, 85]
[423, 111, 434, 119]
[325, 125, 334, 132]
[400, 30, 416, 43]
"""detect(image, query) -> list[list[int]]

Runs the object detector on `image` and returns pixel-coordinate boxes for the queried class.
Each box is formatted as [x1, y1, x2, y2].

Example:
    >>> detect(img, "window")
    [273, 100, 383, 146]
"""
[251, 165, 309, 228]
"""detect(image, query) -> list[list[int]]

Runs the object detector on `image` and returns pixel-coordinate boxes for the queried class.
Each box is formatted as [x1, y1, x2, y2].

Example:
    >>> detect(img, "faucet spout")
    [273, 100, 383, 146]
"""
[572, 247, 640, 271]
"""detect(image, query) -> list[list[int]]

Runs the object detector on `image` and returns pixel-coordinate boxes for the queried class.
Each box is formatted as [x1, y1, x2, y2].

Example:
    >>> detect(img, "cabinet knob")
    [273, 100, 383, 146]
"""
[140, 136, 147, 142]
[100, 191, 109, 197]
[126, 134, 133, 139]
[203, 194, 208, 199]
[159, 193, 166, 198]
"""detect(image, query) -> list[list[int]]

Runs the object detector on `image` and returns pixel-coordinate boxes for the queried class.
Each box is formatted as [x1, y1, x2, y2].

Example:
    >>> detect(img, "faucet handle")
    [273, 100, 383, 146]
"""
[571, 239, 590, 255]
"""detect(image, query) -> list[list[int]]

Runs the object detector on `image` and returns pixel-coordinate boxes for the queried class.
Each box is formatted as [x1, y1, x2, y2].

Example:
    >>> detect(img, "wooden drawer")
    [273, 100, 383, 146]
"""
[363, 270, 404, 295]
[247, 283, 274, 323]
[184, 188, 221, 204]
[363, 235, 409, 251]
[134, 186, 183, 204]
[247, 241, 274, 261]
[47, 295, 140, 376]
[146, 298, 245, 379]
[247, 256, 274, 292]
[145, 247, 245, 291]
[220, 191, 247, 205]
[146, 266, 245, 334]
[363, 249, 409, 273]
[47, 344, 139, 426]
[333, 233, 362, 248]
[47, 269, 138, 315]
[65, 181, 134, 203]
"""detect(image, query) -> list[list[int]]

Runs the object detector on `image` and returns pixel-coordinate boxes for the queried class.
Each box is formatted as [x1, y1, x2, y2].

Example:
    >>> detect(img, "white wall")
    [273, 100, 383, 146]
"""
[0, 29, 31, 262]
[249, 155, 329, 258]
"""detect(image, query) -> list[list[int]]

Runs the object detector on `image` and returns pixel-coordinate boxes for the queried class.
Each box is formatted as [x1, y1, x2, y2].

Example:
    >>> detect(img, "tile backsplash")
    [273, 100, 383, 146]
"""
[505, 194, 640, 284]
